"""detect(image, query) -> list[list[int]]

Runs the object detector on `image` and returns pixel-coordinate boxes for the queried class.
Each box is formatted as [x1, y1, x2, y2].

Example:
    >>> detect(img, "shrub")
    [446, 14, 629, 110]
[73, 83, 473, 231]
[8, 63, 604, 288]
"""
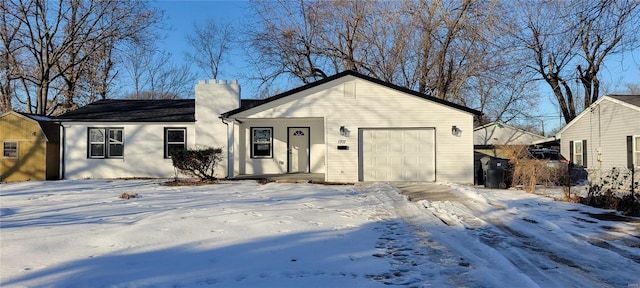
[499, 145, 568, 193]
[170, 147, 224, 181]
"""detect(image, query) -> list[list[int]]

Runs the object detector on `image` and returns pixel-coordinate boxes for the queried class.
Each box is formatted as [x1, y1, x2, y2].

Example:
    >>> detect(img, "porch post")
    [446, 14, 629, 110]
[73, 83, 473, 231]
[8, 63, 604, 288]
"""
[226, 119, 235, 179]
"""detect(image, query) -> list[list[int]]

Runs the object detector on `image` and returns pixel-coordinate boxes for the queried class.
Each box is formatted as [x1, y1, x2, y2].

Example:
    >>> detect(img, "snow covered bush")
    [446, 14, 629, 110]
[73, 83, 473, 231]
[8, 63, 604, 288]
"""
[170, 147, 223, 181]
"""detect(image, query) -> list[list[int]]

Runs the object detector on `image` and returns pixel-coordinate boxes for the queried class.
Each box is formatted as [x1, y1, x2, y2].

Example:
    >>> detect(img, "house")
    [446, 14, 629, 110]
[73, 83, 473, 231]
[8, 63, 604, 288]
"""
[474, 121, 547, 158]
[56, 80, 239, 180]
[556, 95, 640, 172]
[220, 71, 480, 183]
[0, 111, 60, 182]
[57, 71, 481, 183]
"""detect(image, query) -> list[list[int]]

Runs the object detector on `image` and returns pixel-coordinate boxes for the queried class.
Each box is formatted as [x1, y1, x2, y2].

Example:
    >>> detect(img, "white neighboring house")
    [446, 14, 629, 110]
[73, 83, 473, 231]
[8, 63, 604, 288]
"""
[474, 122, 547, 146]
[58, 71, 481, 183]
[473, 122, 547, 159]
[556, 95, 640, 171]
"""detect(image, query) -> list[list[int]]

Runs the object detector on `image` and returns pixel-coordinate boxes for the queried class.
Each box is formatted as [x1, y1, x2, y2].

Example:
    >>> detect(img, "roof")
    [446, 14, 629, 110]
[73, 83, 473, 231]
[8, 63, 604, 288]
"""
[55, 99, 195, 122]
[222, 70, 481, 117]
[608, 94, 640, 108]
[473, 121, 546, 145]
[0, 111, 60, 142]
[557, 94, 640, 136]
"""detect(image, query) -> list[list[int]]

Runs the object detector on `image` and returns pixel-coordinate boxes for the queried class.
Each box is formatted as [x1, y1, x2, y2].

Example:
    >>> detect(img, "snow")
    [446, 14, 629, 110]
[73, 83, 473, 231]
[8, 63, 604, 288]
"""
[1, 180, 639, 287]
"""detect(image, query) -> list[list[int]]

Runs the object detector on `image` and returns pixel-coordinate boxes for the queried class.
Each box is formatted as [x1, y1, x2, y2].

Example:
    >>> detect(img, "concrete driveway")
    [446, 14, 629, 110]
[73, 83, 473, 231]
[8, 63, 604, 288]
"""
[392, 182, 461, 202]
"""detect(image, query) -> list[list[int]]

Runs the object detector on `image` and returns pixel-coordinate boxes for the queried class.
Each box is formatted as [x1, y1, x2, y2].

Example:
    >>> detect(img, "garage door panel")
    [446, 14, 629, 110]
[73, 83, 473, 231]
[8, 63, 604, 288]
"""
[360, 128, 435, 181]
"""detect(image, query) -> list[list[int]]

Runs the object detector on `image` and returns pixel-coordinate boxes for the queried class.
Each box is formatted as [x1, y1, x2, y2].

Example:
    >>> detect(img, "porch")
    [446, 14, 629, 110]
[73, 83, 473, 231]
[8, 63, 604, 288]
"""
[233, 173, 326, 183]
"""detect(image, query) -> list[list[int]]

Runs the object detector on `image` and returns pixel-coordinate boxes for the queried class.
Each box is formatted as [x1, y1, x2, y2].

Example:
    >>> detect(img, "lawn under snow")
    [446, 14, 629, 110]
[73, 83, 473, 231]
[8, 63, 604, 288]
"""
[1, 180, 639, 287]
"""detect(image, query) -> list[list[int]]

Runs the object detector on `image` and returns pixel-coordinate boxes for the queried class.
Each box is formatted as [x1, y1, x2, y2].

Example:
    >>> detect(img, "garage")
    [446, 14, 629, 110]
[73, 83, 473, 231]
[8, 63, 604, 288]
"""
[359, 128, 435, 181]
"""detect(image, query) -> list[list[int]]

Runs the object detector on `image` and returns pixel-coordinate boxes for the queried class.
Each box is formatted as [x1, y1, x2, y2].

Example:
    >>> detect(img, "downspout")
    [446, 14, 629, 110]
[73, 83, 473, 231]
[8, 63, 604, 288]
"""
[220, 117, 234, 179]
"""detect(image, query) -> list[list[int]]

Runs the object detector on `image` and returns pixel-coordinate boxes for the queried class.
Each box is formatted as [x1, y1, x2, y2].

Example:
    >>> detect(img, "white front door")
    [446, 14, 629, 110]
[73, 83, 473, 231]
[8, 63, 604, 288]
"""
[288, 127, 310, 173]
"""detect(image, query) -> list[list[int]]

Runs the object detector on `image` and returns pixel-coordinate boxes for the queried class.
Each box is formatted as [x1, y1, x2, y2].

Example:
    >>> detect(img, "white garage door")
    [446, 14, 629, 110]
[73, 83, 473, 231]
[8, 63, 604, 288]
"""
[360, 128, 435, 181]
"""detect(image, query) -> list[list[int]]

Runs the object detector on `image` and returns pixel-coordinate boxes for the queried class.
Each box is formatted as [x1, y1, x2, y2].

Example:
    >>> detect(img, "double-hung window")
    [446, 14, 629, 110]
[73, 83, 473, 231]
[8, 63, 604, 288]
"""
[251, 127, 272, 158]
[165, 128, 186, 158]
[3, 142, 17, 158]
[573, 141, 583, 166]
[88, 128, 123, 158]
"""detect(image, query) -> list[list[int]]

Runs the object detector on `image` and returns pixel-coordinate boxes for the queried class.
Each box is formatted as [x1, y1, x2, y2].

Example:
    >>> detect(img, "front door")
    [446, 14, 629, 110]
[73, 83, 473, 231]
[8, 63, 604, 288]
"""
[288, 127, 310, 173]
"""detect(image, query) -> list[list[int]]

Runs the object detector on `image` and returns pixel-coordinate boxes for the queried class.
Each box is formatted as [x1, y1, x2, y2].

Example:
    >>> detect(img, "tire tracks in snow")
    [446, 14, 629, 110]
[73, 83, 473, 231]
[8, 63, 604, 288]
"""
[364, 183, 478, 287]
[400, 183, 630, 287]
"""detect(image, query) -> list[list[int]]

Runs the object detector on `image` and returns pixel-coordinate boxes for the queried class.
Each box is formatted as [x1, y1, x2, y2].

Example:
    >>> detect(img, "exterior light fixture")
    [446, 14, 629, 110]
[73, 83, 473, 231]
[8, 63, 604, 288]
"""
[340, 126, 346, 136]
[451, 125, 462, 136]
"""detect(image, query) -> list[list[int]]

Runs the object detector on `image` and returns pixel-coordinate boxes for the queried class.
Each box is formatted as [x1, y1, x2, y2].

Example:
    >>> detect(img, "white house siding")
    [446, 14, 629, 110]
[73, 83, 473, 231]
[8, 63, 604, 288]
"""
[231, 75, 475, 183]
[62, 123, 195, 179]
[559, 98, 640, 171]
[195, 79, 241, 178]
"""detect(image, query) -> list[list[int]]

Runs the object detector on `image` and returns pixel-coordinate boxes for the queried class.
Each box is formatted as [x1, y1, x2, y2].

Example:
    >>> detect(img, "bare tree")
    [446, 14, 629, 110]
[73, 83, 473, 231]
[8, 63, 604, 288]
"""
[2, 0, 162, 115]
[513, 0, 640, 124]
[0, 0, 20, 113]
[244, 0, 534, 125]
[121, 41, 194, 100]
[246, 0, 330, 88]
[185, 20, 233, 80]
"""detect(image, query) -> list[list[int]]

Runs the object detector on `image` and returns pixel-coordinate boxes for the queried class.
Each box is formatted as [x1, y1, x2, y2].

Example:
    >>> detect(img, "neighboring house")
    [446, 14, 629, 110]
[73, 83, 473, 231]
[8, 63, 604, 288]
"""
[474, 121, 547, 158]
[557, 95, 640, 172]
[0, 111, 60, 182]
[57, 71, 481, 183]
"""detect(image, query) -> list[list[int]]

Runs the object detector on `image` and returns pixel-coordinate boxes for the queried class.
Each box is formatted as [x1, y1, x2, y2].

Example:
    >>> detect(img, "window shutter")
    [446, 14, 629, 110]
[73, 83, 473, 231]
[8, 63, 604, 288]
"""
[569, 141, 574, 163]
[582, 140, 588, 167]
[628, 136, 634, 169]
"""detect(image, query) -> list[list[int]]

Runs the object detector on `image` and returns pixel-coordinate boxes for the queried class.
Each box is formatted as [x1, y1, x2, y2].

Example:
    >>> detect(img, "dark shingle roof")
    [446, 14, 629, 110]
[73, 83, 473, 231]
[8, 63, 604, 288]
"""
[56, 99, 195, 122]
[222, 70, 482, 117]
[608, 95, 640, 108]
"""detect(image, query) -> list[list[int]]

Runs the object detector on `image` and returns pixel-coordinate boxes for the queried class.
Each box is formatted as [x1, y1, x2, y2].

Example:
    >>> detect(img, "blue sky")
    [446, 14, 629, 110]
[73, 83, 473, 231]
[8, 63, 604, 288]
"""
[151, 1, 251, 81]
[151, 0, 639, 133]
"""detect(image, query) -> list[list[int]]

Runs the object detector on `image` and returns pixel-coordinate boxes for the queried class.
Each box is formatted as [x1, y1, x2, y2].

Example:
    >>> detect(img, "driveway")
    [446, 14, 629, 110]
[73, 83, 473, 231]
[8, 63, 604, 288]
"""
[393, 182, 462, 202]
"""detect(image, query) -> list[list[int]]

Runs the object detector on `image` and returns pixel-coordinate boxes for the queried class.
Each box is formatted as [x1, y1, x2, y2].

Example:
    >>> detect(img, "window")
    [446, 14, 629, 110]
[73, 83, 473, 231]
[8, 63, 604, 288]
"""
[573, 141, 583, 166]
[3, 142, 17, 158]
[165, 128, 186, 158]
[88, 128, 123, 158]
[251, 127, 272, 158]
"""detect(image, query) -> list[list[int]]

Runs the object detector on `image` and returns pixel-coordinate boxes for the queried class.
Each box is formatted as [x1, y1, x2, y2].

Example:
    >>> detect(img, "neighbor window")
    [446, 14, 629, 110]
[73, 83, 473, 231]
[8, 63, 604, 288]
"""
[573, 141, 583, 166]
[251, 127, 272, 158]
[88, 128, 123, 158]
[165, 128, 186, 158]
[3, 142, 17, 158]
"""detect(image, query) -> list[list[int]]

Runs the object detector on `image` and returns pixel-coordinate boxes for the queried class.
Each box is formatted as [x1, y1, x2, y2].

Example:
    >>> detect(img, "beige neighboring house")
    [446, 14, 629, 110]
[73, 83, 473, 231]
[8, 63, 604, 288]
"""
[557, 95, 640, 172]
[474, 122, 547, 158]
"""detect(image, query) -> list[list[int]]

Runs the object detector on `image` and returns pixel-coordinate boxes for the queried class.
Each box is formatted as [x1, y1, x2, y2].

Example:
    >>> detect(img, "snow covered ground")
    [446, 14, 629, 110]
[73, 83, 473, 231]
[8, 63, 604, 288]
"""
[1, 179, 639, 287]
